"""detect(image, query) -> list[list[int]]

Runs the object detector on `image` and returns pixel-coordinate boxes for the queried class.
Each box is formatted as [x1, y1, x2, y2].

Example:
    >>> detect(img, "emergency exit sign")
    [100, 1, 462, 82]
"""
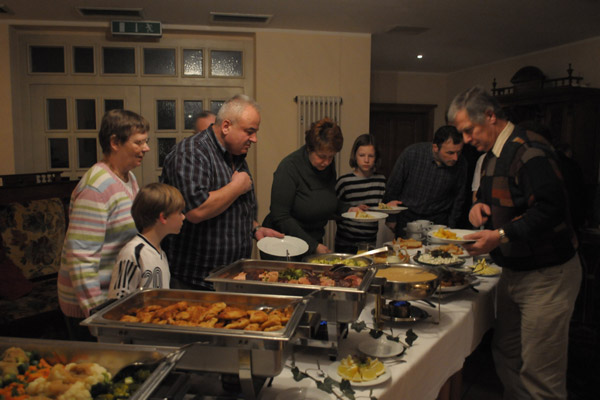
[111, 21, 162, 37]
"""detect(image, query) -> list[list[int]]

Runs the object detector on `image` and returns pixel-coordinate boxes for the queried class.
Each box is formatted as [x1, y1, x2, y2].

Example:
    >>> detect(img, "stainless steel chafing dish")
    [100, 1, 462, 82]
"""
[82, 289, 307, 380]
[374, 263, 440, 301]
[0, 336, 177, 400]
[206, 259, 376, 323]
[206, 259, 377, 360]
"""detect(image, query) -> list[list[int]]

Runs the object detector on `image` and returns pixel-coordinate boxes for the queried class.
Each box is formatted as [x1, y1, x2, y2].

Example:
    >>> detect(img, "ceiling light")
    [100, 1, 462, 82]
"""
[417, 54, 424, 59]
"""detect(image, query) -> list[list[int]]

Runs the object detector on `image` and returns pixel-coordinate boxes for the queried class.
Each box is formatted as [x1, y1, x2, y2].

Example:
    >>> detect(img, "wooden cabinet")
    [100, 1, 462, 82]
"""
[495, 86, 600, 186]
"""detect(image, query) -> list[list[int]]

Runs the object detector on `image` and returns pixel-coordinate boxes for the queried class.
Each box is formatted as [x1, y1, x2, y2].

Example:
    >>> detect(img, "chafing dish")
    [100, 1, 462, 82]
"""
[206, 259, 376, 360]
[0, 336, 177, 400]
[375, 263, 440, 301]
[206, 259, 375, 322]
[82, 289, 306, 378]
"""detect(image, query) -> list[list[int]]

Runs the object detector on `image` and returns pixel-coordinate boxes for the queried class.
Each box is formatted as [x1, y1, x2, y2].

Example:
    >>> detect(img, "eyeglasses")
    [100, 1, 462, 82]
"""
[131, 138, 150, 147]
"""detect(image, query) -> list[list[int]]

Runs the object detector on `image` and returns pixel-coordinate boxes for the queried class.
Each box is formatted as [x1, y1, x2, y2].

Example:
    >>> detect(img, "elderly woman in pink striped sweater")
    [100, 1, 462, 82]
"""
[58, 109, 150, 340]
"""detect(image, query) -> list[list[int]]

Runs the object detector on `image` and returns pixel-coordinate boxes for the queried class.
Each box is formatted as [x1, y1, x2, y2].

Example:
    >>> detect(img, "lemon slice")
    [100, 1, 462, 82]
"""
[361, 366, 378, 381]
[337, 364, 359, 380]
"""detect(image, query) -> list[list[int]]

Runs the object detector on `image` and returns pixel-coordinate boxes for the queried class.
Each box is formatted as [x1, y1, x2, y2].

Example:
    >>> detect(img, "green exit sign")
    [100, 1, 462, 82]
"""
[111, 21, 162, 37]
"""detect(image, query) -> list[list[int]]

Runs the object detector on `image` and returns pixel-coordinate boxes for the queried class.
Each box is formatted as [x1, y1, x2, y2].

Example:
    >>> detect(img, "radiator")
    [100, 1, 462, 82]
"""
[295, 95, 342, 250]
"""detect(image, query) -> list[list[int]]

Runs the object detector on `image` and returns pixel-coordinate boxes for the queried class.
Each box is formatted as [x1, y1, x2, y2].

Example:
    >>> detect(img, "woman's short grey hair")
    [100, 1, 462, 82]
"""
[216, 94, 261, 125]
[447, 86, 506, 124]
[98, 109, 149, 155]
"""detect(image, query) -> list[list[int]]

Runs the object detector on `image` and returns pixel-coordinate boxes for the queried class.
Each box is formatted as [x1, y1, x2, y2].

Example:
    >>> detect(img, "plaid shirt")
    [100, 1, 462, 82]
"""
[161, 128, 256, 288]
[383, 142, 467, 228]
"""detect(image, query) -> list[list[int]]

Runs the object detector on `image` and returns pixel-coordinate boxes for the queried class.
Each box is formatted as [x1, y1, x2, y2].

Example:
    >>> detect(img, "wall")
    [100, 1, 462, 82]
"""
[371, 36, 600, 128]
[0, 23, 14, 174]
[255, 31, 371, 222]
[370, 71, 448, 129]
[447, 36, 600, 102]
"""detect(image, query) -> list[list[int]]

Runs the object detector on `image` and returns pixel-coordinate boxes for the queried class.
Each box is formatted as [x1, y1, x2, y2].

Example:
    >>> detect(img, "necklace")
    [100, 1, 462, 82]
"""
[103, 160, 128, 182]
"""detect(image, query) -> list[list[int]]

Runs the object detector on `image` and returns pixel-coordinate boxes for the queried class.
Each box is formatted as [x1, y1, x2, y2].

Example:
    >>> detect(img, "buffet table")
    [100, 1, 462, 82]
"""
[259, 271, 499, 400]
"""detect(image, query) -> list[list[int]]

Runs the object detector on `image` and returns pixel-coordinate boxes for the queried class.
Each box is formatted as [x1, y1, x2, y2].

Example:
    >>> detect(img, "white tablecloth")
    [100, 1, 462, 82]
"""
[259, 273, 499, 400]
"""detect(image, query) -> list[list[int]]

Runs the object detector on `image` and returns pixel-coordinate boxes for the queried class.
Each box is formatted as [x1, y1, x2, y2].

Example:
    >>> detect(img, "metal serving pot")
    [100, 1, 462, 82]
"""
[374, 263, 440, 301]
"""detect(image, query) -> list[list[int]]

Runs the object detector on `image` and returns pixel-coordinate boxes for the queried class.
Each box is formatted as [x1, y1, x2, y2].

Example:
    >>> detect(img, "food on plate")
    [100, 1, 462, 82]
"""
[471, 259, 501, 276]
[337, 355, 385, 382]
[438, 269, 469, 287]
[355, 210, 375, 219]
[392, 237, 422, 249]
[376, 266, 437, 282]
[430, 244, 464, 256]
[230, 266, 364, 287]
[377, 202, 393, 210]
[0, 346, 149, 400]
[417, 250, 461, 265]
[432, 228, 461, 240]
[118, 300, 294, 332]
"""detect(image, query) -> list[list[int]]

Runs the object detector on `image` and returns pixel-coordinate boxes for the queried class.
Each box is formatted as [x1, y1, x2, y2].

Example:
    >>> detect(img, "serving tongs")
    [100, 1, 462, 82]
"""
[330, 246, 389, 272]
[111, 342, 191, 392]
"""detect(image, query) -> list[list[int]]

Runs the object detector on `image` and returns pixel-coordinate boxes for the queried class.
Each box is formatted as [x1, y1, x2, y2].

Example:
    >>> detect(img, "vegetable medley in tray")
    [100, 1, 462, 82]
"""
[0, 338, 174, 400]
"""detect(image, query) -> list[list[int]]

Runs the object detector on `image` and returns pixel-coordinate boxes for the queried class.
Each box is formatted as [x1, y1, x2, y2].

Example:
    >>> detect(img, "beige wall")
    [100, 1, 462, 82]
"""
[370, 71, 448, 128]
[371, 36, 600, 127]
[447, 36, 600, 102]
[0, 23, 14, 174]
[255, 31, 371, 223]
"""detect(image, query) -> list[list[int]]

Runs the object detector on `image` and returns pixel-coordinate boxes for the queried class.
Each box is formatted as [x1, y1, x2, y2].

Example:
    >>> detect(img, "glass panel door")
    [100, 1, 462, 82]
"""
[29, 84, 141, 181]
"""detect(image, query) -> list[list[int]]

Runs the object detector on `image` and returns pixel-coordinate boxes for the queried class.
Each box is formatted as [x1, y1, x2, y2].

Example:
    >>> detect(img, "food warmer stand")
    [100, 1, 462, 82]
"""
[82, 289, 308, 400]
[205, 258, 376, 360]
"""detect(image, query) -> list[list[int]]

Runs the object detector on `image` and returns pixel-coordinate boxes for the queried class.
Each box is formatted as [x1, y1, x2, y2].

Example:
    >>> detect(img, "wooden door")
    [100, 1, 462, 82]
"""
[369, 103, 436, 178]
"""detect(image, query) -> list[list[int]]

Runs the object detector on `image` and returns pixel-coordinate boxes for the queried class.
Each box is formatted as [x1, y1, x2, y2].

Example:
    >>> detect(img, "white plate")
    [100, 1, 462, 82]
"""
[275, 387, 326, 400]
[358, 338, 406, 358]
[342, 211, 388, 222]
[257, 236, 309, 257]
[327, 361, 390, 387]
[368, 205, 407, 214]
[427, 229, 477, 244]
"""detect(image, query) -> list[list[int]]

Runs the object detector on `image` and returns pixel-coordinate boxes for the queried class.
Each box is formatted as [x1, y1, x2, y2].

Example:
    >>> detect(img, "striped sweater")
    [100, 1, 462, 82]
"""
[335, 172, 386, 246]
[58, 162, 139, 318]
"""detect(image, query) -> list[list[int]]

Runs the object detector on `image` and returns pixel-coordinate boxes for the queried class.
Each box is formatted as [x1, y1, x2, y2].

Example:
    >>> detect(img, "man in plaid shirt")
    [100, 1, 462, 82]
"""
[161, 94, 282, 290]
[383, 125, 468, 237]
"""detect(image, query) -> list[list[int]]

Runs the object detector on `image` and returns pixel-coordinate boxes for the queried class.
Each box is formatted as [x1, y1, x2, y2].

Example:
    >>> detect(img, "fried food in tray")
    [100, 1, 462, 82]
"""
[119, 300, 293, 332]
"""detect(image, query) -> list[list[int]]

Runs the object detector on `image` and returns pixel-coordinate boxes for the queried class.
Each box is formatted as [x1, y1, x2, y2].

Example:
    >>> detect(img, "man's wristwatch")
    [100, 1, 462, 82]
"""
[498, 228, 509, 244]
[252, 225, 261, 239]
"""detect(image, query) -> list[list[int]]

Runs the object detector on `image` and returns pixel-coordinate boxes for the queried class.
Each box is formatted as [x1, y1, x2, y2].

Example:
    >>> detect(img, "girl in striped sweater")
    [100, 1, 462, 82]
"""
[335, 134, 400, 254]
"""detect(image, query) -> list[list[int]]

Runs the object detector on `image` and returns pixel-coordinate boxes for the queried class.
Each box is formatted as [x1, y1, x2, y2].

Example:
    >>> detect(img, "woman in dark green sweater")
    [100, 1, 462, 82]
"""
[262, 118, 361, 258]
